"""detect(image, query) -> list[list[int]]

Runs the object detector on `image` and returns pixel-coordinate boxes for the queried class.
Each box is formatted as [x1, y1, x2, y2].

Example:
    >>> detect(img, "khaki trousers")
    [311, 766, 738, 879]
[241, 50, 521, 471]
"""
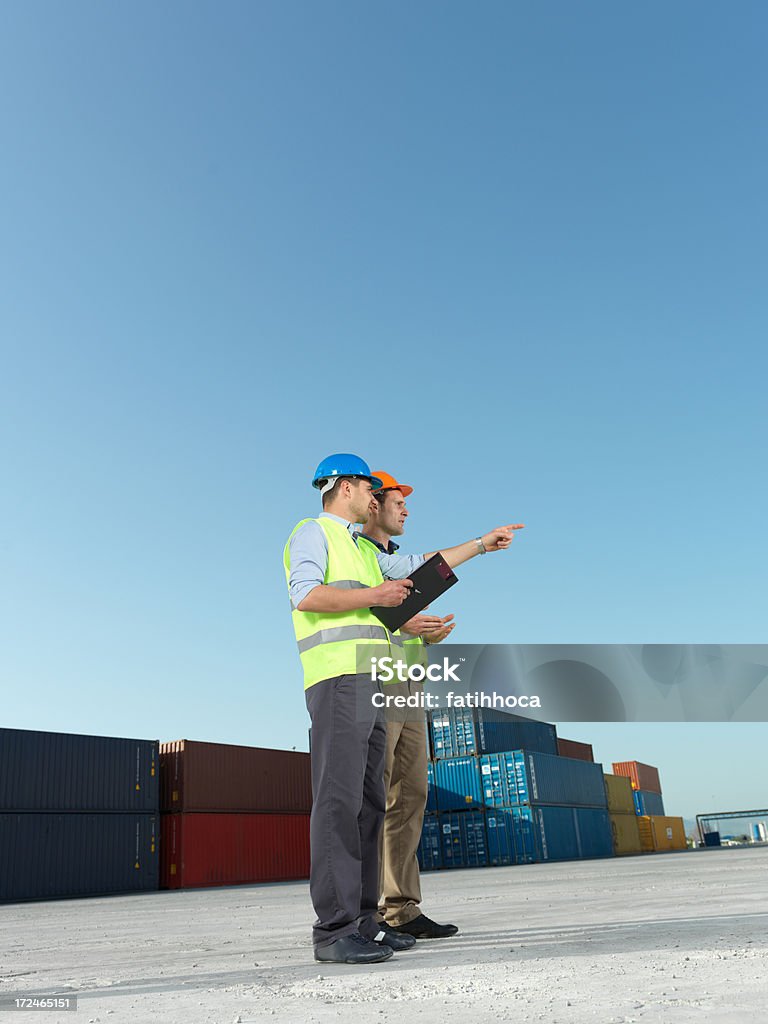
[378, 707, 429, 927]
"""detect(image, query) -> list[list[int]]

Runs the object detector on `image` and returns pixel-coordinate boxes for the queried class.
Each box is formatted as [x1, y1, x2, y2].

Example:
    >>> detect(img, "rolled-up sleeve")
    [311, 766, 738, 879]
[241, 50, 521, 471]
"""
[287, 521, 328, 608]
[376, 551, 426, 579]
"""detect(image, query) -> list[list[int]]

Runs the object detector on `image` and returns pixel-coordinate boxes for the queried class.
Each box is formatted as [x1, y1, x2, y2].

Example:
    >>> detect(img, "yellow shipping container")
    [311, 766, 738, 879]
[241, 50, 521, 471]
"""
[604, 773, 635, 814]
[610, 812, 642, 855]
[637, 815, 687, 852]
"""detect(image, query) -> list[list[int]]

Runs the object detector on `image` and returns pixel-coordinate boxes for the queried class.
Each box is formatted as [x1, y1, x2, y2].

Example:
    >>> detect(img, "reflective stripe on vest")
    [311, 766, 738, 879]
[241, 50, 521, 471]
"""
[284, 517, 401, 689]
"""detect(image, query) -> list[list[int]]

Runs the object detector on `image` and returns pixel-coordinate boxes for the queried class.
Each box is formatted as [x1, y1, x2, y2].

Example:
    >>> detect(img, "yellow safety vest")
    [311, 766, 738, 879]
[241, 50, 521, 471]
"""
[355, 534, 429, 671]
[284, 517, 403, 689]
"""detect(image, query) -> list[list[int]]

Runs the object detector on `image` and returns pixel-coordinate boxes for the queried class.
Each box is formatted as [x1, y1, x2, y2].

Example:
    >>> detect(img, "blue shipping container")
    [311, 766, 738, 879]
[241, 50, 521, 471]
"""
[486, 806, 613, 864]
[439, 811, 487, 868]
[429, 709, 557, 760]
[433, 756, 484, 811]
[417, 814, 442, 871]
[633, 790, 665, 816]
[480, 750, 607, 808]
[0, 813, 160, 902]
[426, 762, 438, 813]
[0, 728, 159, 813]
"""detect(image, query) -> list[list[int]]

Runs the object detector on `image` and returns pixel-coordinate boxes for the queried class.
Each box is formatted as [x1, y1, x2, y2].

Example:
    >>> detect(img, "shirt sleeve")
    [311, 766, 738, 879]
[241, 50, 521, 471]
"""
[287, 520, 328, 608]
[375, 550, 426, 579]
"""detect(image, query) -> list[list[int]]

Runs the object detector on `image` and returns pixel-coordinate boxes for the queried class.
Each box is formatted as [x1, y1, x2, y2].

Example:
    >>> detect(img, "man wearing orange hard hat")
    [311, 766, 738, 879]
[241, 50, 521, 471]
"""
[358, 470, 523, 940]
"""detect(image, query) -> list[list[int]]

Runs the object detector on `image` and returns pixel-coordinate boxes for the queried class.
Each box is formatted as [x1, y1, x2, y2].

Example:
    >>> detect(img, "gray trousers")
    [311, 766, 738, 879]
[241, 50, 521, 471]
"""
[305, 674, 386, 947]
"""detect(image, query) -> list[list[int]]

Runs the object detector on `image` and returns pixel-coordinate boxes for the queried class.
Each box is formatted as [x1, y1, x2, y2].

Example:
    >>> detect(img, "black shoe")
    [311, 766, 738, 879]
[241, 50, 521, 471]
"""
[372, 923, 417, 950]
[315, 931, 394, 964]
[391, 913, 459, 939]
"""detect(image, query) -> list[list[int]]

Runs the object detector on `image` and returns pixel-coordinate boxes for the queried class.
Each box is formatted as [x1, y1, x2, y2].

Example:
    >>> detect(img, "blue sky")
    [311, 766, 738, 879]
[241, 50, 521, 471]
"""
[1, 2, 766, 818]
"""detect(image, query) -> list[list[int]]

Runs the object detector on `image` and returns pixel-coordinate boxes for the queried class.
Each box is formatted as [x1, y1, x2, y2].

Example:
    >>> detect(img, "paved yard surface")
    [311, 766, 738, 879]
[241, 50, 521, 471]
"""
[2, 846, 766, 1023]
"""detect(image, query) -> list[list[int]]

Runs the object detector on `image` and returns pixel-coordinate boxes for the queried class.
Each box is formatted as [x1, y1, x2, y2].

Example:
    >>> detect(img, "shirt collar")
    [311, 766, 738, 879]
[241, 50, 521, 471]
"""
[319, 511, 360, 536]
[357, 532, 400, 555]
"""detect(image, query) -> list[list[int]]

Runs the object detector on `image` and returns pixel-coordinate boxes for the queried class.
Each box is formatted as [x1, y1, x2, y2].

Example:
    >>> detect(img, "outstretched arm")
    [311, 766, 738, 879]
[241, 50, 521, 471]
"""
[425, 525, 525, 568]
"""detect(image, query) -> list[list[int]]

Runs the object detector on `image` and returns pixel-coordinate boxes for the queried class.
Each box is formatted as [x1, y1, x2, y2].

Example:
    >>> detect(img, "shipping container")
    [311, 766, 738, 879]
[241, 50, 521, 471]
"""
[417, 814, 442, 871]
[633, 789, 665, 817]
[603, 773, 635, 815]
[0, 728, 159, 813]
[159, 740, 312, 813]
[0, 813, 159, 902]
[612, 760, 662, 795]
[485, 808, 534, 865]
[703, 831, 721, 847]
[637, 816, 687, 853]
[480, 751, 608, 809]
[433, 756, 483, 811]
[429, 708, 557, 760]
[438, 811, 488, 868]
[610, 812, 642, 856]
[485, 805, 613, 864]
[160, 812, 310, 889]
[556, 738, 594, 762]
[425, 762, 437, 813]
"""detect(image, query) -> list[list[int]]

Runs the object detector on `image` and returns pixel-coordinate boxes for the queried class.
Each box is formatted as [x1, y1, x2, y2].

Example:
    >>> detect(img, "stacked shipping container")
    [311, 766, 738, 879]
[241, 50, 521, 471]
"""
[420, 721, 690, 869]
[0, 728, 160, 902]
[159, 740, 311, 888]
[603, 773, 643, 856]
[418, 709, 613, 870]
[556, 737, 594, 762]
[609, 760, 685, 853]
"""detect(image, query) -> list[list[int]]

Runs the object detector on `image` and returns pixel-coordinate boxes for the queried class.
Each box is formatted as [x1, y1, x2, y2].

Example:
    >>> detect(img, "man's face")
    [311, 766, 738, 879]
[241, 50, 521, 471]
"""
[348, 479, 375, 524]
[377, 489, 408, 536]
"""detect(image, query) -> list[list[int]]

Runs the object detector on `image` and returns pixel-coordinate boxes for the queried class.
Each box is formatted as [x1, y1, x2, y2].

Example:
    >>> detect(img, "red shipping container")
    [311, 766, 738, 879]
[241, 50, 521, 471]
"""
[159, 740, 312, 813]
[612, 760, 662, 795]
[160, 812, 310, 889]
[557, 738, 594, 762]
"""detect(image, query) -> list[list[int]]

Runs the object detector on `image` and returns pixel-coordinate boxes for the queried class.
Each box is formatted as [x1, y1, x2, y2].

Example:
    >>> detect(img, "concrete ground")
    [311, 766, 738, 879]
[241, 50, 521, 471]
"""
[2, 846, 767, 1024]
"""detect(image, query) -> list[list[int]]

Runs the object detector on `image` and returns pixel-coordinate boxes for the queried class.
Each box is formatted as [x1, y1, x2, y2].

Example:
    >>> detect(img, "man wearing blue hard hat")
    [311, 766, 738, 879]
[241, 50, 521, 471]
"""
[283, 454, 419, 965]
[284, 454, 523, 965]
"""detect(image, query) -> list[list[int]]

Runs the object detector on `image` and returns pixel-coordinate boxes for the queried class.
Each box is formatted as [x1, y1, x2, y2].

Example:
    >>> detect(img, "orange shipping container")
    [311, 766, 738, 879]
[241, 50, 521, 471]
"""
[610, 812, 642, 856]
[612, 760, 662, 795]
[637, 815, 687, 853]
[604, 774, 635, 814]
[557, 738, 594, 762]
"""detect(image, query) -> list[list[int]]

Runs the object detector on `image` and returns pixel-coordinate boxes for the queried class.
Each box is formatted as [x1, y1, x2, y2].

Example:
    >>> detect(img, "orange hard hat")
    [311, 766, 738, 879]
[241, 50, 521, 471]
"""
[371, 470, 413, 497]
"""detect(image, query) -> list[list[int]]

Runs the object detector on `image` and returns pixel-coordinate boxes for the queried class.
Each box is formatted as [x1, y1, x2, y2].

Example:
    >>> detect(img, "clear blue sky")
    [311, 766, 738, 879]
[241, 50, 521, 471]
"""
[1, 3, 766, 820]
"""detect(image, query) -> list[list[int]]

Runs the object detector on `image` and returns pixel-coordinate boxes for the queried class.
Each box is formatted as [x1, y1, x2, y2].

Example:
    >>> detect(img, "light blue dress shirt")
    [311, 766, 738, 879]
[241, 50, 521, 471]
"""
[287, 512, 426, 608]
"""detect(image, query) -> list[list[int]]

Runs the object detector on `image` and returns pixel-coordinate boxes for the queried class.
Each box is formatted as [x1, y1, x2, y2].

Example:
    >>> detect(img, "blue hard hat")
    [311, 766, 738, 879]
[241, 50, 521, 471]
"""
[312, 454, 383, 491]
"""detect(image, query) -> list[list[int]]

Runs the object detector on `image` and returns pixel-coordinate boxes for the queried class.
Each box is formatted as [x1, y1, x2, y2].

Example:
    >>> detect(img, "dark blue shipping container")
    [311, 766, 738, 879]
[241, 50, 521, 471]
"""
[438, 811, 487, 868]
[433, 756, 484, 811]
[485, 806, 613, 864]
[0, 813, 160, 902]
[0, 728, 159, 813]
[480, 750, 607, 809]
[633, 790, 665, 816]
[425, 762, 438, 813]
[417, 814, 442, 871]
[429, 708, 557, 759]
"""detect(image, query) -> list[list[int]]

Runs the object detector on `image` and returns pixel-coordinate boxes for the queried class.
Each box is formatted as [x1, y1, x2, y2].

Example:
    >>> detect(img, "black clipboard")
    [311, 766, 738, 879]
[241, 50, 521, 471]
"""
[370, 552, 458, 633]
